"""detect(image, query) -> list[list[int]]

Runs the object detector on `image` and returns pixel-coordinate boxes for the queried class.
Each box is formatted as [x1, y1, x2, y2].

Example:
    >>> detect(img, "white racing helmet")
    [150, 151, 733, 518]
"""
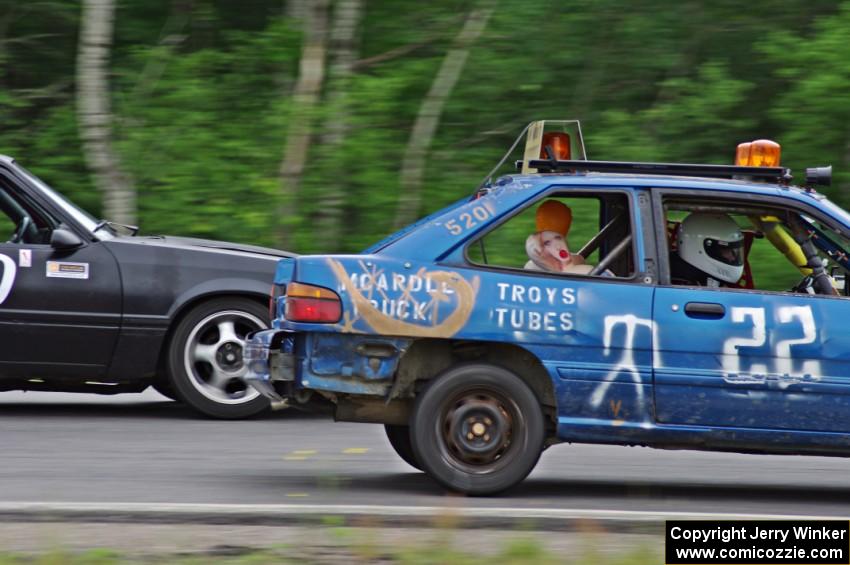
[678, 213, 744, 283]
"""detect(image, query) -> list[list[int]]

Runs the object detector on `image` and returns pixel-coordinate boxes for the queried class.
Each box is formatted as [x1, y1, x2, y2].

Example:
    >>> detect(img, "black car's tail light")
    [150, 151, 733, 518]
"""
[269, 284, 285, 319]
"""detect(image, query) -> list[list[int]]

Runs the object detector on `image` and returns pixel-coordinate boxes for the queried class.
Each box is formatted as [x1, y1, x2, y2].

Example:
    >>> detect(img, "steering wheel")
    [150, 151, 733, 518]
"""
[790, 275, 815, 295]
[588, 235, 632, 276]
[589, 261, 608, 277]
[8, 216, 32, 244]
[791, 273, 840, 296]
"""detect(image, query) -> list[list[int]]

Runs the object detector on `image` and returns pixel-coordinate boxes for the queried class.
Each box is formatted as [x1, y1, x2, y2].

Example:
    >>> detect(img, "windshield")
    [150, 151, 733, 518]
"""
[15, 165, 115, 240]
[819, 197, 850, 235]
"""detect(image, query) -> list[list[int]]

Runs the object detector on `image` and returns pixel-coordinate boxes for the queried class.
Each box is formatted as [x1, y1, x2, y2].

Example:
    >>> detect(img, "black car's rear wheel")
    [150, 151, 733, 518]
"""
[384, 424, 421, 471]
[167, 297, 270, 419]
[410, 363, 544, 495]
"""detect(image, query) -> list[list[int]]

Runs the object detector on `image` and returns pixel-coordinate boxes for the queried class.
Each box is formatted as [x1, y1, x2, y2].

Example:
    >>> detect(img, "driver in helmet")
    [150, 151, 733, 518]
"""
[670, 213, 744, 287]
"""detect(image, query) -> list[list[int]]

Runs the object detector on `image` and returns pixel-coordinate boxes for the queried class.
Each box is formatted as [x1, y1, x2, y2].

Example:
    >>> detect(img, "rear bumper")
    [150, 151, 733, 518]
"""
[244, 329, 412, 400]
[243, 329, 295, 404]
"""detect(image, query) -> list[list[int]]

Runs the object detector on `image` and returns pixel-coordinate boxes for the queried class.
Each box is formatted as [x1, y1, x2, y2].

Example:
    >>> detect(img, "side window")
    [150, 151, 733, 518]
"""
[467, 193, 636, 278]
[663, 197, 850, 296]
[0, 180, 55, 245]
[0, 193, 17, 240]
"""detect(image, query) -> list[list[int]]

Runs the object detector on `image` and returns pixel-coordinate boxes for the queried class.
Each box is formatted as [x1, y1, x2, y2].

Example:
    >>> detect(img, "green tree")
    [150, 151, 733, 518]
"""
[762, 2, 850, 206]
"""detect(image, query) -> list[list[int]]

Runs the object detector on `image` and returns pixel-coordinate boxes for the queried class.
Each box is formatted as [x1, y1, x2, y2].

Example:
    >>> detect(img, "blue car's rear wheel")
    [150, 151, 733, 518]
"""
[410, 363, 544, 495]
[384, 424, 421, 471]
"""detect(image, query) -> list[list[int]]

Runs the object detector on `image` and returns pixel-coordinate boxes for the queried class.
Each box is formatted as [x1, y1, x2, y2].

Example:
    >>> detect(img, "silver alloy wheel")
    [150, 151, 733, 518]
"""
[182, 309, 266, 404]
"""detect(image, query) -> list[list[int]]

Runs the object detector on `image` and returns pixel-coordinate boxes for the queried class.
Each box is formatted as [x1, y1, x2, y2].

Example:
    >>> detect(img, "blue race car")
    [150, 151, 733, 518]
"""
[245, 121, 850, 494]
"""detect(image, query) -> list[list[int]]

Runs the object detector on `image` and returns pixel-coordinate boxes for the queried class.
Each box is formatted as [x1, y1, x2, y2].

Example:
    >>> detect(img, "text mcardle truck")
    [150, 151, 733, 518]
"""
[245, 121, 850, 494]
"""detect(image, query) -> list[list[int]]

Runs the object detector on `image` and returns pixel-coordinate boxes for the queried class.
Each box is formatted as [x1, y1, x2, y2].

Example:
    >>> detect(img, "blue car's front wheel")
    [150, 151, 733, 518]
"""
[410, 363, 545, 495]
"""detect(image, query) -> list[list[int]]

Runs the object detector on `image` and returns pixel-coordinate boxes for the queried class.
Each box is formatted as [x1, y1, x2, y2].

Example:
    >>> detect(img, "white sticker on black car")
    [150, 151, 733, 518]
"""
[46, 261, 89, 279]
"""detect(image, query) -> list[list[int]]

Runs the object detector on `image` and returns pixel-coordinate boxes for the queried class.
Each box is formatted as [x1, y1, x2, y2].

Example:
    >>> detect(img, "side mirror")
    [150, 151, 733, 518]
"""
[50, 227, 83, 250]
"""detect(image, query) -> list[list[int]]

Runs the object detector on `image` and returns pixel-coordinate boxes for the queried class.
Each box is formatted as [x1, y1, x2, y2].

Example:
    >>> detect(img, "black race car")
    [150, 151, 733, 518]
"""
[0, 155, 293, 418]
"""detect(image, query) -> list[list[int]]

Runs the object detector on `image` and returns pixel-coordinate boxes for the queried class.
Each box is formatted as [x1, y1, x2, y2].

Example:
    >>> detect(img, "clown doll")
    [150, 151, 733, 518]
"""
[525, 200, 594, 275]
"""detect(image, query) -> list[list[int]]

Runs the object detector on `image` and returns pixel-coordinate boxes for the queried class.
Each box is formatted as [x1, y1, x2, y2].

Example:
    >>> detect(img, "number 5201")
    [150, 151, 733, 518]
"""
[444, 205, 492, 235]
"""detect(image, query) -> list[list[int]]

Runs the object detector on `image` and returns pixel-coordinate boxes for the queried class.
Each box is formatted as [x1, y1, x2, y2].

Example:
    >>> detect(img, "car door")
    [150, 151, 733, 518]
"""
[0, 175, 122, 380]
[652, 193, 850, 433]
[460, 187, 659, 427]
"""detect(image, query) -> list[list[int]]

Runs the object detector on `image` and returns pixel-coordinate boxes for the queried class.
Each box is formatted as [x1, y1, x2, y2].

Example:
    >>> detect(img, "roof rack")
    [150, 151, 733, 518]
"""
[523, 159, 793, 185]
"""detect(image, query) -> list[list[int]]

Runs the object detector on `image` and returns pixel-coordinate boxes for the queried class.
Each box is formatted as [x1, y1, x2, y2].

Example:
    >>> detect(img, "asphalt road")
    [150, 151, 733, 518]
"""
[2, 390, 850, 519]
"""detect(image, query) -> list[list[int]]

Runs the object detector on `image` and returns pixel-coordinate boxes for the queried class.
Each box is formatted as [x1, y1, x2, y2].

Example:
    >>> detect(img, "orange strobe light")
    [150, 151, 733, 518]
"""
[735, 139, 781, 167]
[735, 142, 751, 166]
[540, 132, 571, 160]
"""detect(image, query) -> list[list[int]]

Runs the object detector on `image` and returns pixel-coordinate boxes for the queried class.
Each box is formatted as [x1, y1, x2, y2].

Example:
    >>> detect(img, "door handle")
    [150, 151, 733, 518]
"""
[684, 302, 725, 319]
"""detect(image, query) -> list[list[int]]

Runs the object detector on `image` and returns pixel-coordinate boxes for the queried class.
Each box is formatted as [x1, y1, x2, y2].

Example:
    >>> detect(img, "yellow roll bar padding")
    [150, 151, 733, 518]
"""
[749, 216, 811, 276]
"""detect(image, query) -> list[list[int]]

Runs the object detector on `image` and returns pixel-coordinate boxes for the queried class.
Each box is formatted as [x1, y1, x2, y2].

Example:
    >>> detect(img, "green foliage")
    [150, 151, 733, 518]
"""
[0, 538, 661, 564]
[115, 15, 302, 246]
[591, 61, 755, 163]
[1, 0, 850, 290]
[760, 4, 850, 207]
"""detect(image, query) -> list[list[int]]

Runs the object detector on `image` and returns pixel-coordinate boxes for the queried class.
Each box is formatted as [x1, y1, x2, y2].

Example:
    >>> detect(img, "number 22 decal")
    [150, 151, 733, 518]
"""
[722, 305, 821, 384]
